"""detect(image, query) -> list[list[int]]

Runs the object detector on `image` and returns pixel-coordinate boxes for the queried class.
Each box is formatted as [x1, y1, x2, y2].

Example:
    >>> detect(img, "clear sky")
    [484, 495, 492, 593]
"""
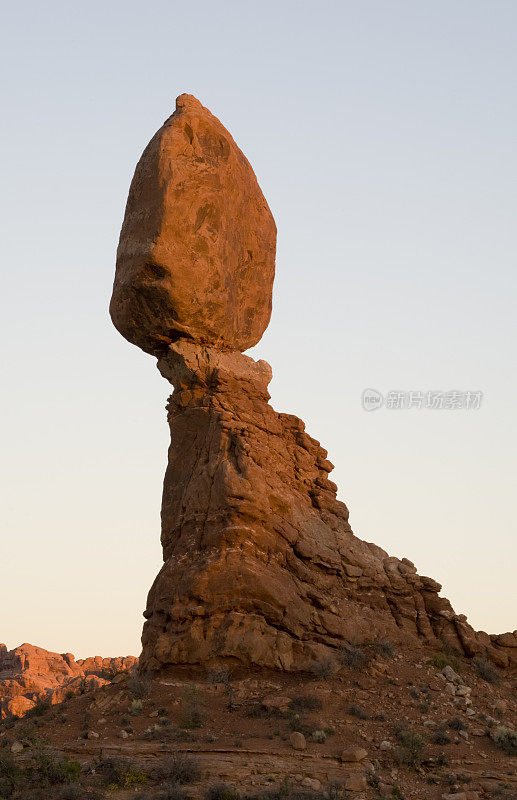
[1, 1, 515, 658]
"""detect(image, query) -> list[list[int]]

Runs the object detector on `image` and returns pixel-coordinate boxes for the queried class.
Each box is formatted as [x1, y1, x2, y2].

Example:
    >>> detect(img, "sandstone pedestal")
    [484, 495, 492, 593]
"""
[139, 341, 510, 672]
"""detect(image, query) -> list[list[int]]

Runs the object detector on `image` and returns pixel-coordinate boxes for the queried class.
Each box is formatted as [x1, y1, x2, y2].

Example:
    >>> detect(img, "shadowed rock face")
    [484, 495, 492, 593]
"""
[110, 94, 276, 356]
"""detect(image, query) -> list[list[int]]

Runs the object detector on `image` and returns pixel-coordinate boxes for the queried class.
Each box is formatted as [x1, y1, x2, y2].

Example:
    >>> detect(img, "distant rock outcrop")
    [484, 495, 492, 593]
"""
[0, 643, 137, 719]
[109, 94, 516, 676]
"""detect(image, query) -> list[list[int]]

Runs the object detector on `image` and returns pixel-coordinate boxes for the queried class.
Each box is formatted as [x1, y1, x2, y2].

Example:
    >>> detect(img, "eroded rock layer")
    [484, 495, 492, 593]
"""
[0, 643, 137, 718]
[140, 342, 517, 673]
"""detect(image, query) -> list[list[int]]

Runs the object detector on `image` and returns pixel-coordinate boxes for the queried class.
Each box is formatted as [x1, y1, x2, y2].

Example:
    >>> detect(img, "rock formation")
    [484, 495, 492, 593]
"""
[110, 94, 276, 356]
[0, 643, 137, 719]
[110, 94, 517, 676]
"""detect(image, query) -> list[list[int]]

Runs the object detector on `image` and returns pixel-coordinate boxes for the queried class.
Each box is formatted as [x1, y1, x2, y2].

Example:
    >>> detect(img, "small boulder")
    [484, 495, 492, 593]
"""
[442, 665, 461, 684]
[379, 740, 393, 751]
[340, 747, 368, 762]
[289, 731, 306, 751]
[301, 778, 321, 791]
[10, 741, 23, 754]
[344, 775, 367, 791]
[262, 693, 291, 712]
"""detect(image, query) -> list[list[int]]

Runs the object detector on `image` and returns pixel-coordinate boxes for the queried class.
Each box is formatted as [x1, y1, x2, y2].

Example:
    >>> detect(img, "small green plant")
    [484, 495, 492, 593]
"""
[394, 731, 426, 768]
[430, 652, 459, 672]
[98, 756, 147, 789]
[310, 657, 338, 679]
[448, 716, 467, 731]
[339, 642, 368, 669]
[472, 656, 499, 685]
[432, 725, 452, 745]
[207, 667, 235, 709]
[158, 753, 201, 784]
[181, 685, 206, 728]
[366, 768, 380, 789]
[129, 698, 143, 715]
[289, 695, 322, 712]
[369, 638, 396, 659]
[492, 726, 517, 755]
[128, 672, 151, 699]
[28, 748, 81, 786]
[310, 729, 327, 743]
[348, 704, 369, 720]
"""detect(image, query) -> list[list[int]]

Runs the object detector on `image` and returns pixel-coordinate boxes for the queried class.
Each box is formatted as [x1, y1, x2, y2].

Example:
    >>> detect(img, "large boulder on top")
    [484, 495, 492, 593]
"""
[110, 93, 276, 356]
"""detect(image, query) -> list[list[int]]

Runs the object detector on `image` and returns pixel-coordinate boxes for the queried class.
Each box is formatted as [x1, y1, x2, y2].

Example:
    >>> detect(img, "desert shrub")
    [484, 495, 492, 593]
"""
[368, 638, 396, 659]
[432, 726, 452, 745]
[158, 784, 188, 800]
[310, 730, 327, 743]
[207, 783, 240, 800]
[310, 657, 338, 679]
[0, 750, 21, 797]
[289, 695, 322, 713]
[366, 768, 380, 789]
[245, 790, 325, 800]
[26, 700, 51, 719]
[128, 672, 151, 699]
[28, 749, 81, 786]
[430, 641, 462, 673]
[158, 753, 201, 784]
[492, 726, 517, 755]
[141, 725, 187, 743]
[430, 652, 459, 672]
[339, 642, 368, 669]
[129, 699, 143, 716]
[207, 667, 231, 685]
[12, 720, 42, 747]
[348, 704, 369, 720]
[57, 786, 88, 800]
[448, 716, 467, 731]
[207, 667, 235, 709]
[472, 656, 499, 685]
[97, 756, 147, 789]
[394, 731, 426, 768]
[181, 686, 205, 728]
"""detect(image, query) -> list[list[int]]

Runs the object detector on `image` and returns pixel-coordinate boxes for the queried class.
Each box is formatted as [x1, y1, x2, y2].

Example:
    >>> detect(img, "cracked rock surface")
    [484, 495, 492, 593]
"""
[139, 341, 517, 673]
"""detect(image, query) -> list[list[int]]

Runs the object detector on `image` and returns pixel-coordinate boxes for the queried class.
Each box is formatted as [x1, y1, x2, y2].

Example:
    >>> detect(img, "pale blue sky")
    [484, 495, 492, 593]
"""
[1, 1, 515, 657]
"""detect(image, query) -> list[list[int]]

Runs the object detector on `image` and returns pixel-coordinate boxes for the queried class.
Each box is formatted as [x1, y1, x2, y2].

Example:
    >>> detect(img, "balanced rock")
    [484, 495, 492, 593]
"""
[110, 94, 276, 356]
[110, 97, 517, 676]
